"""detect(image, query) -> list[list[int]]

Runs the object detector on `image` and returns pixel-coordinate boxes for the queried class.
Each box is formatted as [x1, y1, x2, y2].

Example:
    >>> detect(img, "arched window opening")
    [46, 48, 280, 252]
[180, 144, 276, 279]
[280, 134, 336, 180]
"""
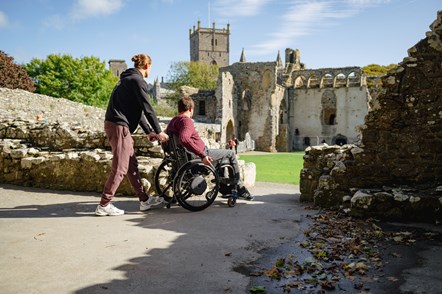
[322, 73, 333, 88]
[308, 75, 320, 88]
[294, 75, 306, 89]
[348, 71, 361, 87]
[335, 73, 346, 87]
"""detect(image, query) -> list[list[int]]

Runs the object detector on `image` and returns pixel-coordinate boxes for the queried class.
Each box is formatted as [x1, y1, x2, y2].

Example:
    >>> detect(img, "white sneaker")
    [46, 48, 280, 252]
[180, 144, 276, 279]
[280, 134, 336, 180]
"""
[140, 196, 164, 211]
[95, 203, 124, 216]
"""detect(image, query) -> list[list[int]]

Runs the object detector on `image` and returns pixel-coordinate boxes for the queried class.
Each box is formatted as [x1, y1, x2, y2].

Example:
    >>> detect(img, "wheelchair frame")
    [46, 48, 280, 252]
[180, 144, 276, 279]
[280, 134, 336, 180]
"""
[154, 133, 238, 211]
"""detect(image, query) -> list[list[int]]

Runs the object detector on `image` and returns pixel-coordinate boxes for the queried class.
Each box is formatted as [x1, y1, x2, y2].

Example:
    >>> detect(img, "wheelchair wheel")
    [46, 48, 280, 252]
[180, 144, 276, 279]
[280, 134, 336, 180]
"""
[227, 197, 236, 207]
[173, 160, 219, 212]
[154, 159, 175, 201]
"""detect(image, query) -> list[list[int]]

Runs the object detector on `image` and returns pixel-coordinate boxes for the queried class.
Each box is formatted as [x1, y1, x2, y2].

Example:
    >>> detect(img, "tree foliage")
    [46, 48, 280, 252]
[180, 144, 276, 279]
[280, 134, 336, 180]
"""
[166, 61, 219, 98]
[362, 64, 397, 76]
[0, 51, 35, 92]
[25, 54, 118, 108]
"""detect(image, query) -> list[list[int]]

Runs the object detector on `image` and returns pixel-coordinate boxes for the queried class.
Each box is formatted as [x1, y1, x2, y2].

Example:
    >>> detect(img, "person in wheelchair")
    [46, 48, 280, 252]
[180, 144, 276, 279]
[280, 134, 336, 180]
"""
[165, 95, 253, 201]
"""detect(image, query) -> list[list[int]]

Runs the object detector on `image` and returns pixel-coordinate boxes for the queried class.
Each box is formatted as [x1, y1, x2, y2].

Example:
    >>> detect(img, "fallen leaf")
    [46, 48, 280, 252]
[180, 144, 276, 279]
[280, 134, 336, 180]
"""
[250, 285, 266, 293]
[320, 280, 336, 290]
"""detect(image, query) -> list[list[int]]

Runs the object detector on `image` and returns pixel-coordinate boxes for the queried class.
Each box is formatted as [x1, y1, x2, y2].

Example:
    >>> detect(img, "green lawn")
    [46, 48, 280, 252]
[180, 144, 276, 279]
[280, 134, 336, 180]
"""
[238, 152, 305, 185]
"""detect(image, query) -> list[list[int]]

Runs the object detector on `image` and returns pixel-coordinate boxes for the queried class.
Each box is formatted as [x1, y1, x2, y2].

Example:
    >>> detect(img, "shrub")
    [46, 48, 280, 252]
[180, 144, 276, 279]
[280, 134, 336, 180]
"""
[0, 51, 35, 92]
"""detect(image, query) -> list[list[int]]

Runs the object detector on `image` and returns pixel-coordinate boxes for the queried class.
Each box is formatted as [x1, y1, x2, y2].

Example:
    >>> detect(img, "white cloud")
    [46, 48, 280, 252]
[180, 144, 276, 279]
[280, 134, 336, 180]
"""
[42, 15, 65, 30]
[214, 0, 274, 18]
[70, 0, 124, 20]
[0, 11, 9, 28]
[249, 0, 391, 56]
[345, 0, 391, 6]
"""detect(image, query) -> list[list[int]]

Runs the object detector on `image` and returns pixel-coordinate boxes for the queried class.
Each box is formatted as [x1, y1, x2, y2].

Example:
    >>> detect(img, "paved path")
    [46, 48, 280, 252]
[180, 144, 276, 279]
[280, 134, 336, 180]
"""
[0, 182, 306, 294]
[2, 183, 441, 294]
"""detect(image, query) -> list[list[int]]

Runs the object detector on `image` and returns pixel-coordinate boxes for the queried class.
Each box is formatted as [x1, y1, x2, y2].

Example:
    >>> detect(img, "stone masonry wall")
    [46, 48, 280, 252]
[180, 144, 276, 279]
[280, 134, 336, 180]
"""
[299, 11, 442, 223]
[0, 88, 256, 195]
[218, 62, 285, 152]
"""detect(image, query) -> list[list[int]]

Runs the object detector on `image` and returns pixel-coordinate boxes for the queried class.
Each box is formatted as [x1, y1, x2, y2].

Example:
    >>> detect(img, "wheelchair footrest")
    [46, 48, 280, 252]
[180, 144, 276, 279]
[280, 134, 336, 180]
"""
[219, 178, 235, 185]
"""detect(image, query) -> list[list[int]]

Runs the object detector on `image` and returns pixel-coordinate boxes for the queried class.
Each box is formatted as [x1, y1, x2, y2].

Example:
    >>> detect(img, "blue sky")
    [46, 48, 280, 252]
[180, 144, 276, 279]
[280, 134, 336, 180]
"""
[0, 0, 440, 82]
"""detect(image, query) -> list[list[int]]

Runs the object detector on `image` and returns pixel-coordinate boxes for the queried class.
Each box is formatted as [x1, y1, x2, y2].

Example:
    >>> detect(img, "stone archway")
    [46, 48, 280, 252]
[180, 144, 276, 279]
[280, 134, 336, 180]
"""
[226, 120, 234, 146]
[276, 97, 288, 151]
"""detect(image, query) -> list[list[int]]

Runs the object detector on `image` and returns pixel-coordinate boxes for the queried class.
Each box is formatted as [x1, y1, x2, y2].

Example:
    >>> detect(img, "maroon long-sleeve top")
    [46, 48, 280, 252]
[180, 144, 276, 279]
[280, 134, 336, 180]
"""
[165, 114, 206, 158]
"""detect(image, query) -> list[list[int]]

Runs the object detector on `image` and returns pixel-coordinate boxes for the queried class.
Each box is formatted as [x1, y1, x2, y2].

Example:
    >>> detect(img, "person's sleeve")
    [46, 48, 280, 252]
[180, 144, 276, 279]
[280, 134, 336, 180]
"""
[139, 115, 153, 134]
[134, 79, 162, 134]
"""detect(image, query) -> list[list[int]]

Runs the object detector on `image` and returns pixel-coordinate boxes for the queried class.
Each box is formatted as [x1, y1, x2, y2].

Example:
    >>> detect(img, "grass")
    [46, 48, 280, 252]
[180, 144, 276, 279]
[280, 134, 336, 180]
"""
[239, 152, 305, 185]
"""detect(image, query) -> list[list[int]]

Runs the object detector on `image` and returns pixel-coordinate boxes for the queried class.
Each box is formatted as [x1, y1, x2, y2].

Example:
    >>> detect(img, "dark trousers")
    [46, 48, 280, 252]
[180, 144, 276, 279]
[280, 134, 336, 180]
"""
[100, 121, 148, 206]
[206, 148, 244, 188]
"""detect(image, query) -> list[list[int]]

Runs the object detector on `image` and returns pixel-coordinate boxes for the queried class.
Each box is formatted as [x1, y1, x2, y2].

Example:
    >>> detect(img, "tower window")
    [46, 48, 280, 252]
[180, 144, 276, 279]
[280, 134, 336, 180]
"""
[198, 101, 206, 115]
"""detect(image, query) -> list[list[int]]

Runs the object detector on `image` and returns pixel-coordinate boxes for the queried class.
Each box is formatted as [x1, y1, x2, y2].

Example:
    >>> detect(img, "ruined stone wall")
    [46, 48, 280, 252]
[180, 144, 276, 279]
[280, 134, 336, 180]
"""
[0, 89, 256, 194]
[284, 66, 369, 151]
[180, 86, 217, 123]
[299, 11, 442, 222]
[218, 62, 284, 151]
[289, 86, 369, 150]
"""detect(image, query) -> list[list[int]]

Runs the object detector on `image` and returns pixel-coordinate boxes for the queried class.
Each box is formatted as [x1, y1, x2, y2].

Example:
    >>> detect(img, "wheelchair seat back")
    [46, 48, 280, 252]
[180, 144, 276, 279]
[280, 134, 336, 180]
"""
[162, 132, 193, 167]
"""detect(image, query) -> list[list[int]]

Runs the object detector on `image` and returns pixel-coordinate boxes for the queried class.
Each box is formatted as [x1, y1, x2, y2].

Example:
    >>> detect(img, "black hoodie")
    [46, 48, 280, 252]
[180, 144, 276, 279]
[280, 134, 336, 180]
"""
[105, 68, 161, 134]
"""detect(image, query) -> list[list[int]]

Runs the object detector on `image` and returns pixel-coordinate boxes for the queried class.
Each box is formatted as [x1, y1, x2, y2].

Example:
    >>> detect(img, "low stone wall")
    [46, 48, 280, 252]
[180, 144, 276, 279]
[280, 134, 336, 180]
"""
[0, 138, 159, 194]
[0, 118, 164, 157]
[300, 144, 441, 222]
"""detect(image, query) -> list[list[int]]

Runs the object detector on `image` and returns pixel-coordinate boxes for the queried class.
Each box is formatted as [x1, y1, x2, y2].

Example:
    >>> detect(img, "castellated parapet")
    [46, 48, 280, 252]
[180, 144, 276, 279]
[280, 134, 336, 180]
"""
[189, 21, 230, 67]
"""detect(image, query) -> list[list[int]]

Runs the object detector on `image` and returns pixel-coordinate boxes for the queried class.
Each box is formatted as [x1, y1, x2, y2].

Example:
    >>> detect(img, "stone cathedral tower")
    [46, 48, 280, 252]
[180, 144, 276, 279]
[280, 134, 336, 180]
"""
[189, 21, 230, 67]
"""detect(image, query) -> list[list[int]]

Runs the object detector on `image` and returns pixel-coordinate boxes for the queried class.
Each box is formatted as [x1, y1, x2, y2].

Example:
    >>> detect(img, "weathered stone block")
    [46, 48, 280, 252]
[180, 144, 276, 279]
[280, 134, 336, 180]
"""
[351, 190, 373, 209]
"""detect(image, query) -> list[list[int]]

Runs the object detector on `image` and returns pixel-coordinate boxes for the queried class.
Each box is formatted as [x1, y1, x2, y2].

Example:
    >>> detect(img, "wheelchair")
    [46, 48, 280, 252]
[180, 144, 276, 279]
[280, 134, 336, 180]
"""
[154, 133, 239, 212]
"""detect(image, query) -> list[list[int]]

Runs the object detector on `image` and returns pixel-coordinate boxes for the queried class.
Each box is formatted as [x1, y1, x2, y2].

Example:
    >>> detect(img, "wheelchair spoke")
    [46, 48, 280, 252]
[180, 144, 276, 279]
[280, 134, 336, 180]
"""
[174, 161, 219, 212]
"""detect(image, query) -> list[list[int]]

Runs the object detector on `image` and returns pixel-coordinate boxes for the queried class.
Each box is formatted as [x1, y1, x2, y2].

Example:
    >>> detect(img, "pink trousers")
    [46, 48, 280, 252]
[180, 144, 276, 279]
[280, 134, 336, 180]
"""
[100, 121, 148, 206]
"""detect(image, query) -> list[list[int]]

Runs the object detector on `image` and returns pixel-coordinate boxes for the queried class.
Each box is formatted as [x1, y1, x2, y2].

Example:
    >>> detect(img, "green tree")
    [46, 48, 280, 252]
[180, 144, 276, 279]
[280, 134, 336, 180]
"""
[362, 63, 397, 76]
[166, 61, 219, 99]
[25, 54, 118, 108]
[0, 51, 35, 92]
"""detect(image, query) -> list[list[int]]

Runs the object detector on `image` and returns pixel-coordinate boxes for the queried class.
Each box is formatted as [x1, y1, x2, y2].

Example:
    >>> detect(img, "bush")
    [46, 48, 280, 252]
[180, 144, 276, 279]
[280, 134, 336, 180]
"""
[0, 51, 35, 92]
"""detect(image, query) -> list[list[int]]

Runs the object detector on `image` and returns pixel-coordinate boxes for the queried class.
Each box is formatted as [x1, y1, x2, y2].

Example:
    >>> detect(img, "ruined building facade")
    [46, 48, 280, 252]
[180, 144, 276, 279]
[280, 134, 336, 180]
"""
[215, 49, 370, 152]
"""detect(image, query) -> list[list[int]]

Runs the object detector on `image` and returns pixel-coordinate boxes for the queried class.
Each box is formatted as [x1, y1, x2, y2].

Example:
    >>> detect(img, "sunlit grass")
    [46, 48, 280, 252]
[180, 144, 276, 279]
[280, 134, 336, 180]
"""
[239, 152, 305, 185]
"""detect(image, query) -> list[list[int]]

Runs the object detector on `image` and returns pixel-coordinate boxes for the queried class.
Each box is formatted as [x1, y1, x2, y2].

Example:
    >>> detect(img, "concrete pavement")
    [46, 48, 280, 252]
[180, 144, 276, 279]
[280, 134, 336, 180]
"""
[0, 182, 306, 294]
[1, 182, 441, 294]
